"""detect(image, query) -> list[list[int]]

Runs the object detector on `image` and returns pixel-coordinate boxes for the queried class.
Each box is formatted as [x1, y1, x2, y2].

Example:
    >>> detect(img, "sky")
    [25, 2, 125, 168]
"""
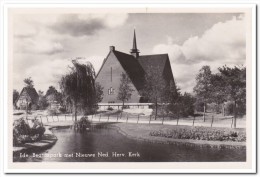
[13, 12, 246, 94]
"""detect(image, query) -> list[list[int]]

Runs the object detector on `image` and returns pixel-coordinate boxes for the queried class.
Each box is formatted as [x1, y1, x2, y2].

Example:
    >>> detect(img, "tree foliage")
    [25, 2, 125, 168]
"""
[38, 90, 49, 110]
[179, 92, 196, 117]
[218, 66, 246, 104]
[210, 74, 226, 105]
[193, 65, 212, 121]
[95, 82, 104, 104]
[59, 60, 96, 119]
[142, 66, 169, 119]
[166, 81, 195, 118]
[13, 89, 19, 107]
[45, 86, 63, 105]
[193, 65, 212, 104]
[24, 77, 34, 88]
[46, 86, 58, 97]
[218, 66, 246, 123]
[165, 80, 180, 115]
[117, 73, 134, 109]
[193, 65, 246, 127]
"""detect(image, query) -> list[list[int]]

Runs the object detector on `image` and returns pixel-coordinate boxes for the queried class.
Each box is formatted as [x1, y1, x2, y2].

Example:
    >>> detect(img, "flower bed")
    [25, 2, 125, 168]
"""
[149, 127, 246, 142]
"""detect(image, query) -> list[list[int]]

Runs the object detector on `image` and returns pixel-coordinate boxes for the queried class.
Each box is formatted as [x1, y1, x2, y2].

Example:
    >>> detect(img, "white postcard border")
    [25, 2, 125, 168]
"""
[2, 1, 257, 174]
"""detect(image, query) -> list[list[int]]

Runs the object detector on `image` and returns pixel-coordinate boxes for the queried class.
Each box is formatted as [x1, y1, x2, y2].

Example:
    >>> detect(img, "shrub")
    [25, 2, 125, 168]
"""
[225, 101, 246, 117]
[13, 118, 46, 146]
[73, 116, 91, 132]
[149, 127, 246, 142]
[59, 107, 67, 113]
[122, 105, 129, 109]
[31, 104, 39, 110]
[107, 107, 113, 111]
[225, 101, 234, 116]
[47, 108, 59, 115]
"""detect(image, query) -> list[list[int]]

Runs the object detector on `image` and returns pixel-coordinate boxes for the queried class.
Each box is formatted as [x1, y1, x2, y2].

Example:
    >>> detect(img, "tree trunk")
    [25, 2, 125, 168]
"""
[26, 101, 28, 119]
[155, 101, 158, 120]
[222, 103, 225, 117]
[177, 112, 179, 125]
[120, 101, 124, 119]
[74, 100, 77, 122]
[234, 101, 237, 128]
[203, 102, 206, 122]
[122, 101, 125, 110]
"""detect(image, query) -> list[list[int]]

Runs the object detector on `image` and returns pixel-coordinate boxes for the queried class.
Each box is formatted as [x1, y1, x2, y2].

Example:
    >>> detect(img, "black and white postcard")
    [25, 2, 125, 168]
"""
[2, 2, 256, 174]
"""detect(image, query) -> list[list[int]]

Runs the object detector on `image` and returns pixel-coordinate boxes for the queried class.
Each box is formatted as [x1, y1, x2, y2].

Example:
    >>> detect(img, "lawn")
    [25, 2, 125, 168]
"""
[111, 123, 246, 148]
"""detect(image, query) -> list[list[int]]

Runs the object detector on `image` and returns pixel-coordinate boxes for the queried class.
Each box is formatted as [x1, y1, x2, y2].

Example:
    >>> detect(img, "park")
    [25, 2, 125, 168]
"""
[12, 58, 246, 162]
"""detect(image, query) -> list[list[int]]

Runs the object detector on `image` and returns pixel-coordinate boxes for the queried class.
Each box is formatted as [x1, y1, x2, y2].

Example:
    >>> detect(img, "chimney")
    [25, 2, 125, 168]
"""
[110, 46, 115, 51]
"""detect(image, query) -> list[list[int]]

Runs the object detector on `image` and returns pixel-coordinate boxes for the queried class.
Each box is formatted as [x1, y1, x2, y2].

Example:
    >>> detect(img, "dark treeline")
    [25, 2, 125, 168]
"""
[193, 65, 246, 128]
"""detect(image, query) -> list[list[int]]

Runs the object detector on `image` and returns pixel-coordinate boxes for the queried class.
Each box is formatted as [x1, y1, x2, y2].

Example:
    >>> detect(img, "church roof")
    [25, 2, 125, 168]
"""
[96, 31, 174, 95]
[113, 51, 172, 92]
[138, 54, 169, 76]
[113, 50, 145, 91]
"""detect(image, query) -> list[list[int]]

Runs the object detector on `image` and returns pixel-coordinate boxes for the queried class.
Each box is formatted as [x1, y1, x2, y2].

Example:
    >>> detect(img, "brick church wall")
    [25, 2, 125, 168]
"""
[96, 50, 141, 103]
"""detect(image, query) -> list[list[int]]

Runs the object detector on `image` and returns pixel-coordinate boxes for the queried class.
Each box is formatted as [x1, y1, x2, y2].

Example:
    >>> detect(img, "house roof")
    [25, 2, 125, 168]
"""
[46, 94, 57, 102]
[17, 87, 39, 104]
[113, 50, 145, 91]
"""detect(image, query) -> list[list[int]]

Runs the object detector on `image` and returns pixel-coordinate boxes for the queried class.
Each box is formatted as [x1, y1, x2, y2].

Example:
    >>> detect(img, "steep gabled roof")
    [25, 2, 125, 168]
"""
[17, 87, 39, 104]
[113, 50, 145, 91]
[138, 54, 174, 87]
[46, 94, 57, 102]
[95, 47, 174, 94]
[138, 54, 169, 76]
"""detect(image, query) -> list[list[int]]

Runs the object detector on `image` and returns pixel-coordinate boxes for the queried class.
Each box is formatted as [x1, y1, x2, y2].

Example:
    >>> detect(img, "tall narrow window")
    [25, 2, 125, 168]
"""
[108, 87, 115, 95]
[111, 67, 112, 82]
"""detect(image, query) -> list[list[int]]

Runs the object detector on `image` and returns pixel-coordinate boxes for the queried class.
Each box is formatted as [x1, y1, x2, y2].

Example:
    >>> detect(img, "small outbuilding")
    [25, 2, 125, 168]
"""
[15, 87, 39, 110]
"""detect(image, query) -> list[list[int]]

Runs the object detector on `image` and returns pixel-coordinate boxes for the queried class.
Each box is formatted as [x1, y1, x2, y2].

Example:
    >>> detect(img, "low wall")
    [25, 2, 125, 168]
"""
[98, 103, 153, 110]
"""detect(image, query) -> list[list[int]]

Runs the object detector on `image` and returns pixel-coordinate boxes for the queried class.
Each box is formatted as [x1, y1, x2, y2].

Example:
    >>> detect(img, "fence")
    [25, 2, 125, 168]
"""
[19, 112, 240, 128]
[21, 114, 76, 125]
[88, 112, 239, 128]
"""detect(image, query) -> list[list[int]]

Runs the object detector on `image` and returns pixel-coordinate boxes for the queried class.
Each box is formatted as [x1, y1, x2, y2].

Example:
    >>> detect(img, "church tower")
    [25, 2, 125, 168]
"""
[130, 30, 140, 58]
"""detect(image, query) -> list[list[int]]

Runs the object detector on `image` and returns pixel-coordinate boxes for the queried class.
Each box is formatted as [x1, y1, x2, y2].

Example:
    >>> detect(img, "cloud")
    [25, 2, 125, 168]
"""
[15, 38, 64, 55]
[14, 13, 129, 55]
[153, 15, 246, 65]
[13, 14, 65, 55]
[51, 14, 104, 37]
[12, 13, 245, 94]
[153, 43, 186, 63]
[13, 56, 104, 93]
[51, 14, 128, 37]
[13, 58, 69, 93]
[68, 56, 104, 74]
[153, 15, 246, 93]
[171, 63, 200, 93]
[78, 14, 128, 28]
[78, 56, 104, 74]
[13, 14, 58, 38]
[13, 17, 38, 38]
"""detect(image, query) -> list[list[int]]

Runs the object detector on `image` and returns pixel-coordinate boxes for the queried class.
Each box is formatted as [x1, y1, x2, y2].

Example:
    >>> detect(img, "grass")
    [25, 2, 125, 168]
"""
[111, 123, 246, 146]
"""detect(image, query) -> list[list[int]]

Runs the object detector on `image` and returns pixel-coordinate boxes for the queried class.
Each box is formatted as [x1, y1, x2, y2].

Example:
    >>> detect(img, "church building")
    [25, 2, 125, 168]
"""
[95, 31, 176, 104]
